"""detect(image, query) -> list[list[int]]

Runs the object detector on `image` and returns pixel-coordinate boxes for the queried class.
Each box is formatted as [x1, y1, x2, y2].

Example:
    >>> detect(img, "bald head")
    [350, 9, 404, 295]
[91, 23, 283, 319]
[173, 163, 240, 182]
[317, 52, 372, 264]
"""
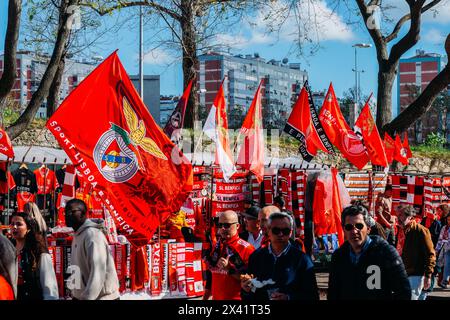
[259, 206, 280, 235]
[218, 210, 240, 240]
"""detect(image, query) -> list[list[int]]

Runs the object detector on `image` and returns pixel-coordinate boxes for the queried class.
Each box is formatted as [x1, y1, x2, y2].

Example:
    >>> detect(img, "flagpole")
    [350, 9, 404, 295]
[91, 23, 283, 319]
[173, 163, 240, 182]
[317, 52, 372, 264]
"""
[6, 160, 10, 226]
[139, 5, 144, 98]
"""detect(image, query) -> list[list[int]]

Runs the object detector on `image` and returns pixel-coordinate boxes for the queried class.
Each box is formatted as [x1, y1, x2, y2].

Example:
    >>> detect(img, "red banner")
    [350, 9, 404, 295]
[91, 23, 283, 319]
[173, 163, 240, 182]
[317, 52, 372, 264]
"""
[46, 52, 193, 245]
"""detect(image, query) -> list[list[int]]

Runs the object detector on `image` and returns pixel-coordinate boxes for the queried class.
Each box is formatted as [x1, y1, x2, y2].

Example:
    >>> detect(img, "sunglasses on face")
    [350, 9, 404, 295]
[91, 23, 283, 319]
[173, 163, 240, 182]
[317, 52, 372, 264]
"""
[270, 227, 291, 236]
[344, 223, 365, 231]
[217, 222, 238, 229]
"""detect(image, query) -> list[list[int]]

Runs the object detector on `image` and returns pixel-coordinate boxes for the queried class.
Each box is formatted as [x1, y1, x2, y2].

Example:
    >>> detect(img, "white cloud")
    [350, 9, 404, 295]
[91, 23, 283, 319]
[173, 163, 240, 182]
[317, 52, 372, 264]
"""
[142, 48, 174, 65]
[423, 29, 446, 44]
[210, 0, 354, 51]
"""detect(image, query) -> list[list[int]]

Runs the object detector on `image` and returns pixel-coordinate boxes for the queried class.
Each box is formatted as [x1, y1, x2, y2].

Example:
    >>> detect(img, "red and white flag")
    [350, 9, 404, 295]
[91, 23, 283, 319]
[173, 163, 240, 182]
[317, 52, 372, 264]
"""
[46, 51, 193, 245]
[402, 131, 413, 159]
[319, 83, 369, 170]
[203, 80, 236, 181]
[394, 133, 409, 165]
[0, 127, 14, 159]
[236, 80, 265, 183]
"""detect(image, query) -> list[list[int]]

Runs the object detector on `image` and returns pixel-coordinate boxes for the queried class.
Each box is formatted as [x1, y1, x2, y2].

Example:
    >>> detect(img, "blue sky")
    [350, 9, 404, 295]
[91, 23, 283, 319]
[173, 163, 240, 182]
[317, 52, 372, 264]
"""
[1, 0, 449, 115]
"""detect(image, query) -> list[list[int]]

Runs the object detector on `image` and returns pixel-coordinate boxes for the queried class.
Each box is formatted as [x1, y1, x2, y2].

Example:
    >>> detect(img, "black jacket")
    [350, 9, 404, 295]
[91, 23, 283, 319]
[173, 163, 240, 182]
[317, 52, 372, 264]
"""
[17, 247, 43, 300]
[328, 235, 411, 300]
[241, 244, 319, 300]
[12, 168, 38, 194]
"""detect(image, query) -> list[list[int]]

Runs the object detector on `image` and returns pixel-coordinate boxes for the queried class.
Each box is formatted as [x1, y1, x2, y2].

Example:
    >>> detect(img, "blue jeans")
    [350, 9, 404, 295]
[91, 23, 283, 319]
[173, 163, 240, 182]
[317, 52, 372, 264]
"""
[408, 276, 427, 300]
[443, 250, 450, 284]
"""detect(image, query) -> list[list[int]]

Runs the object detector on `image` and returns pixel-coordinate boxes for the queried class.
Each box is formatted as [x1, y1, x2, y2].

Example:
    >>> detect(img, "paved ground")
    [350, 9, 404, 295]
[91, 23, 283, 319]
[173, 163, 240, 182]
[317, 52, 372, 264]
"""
[315, 272, 450, 300]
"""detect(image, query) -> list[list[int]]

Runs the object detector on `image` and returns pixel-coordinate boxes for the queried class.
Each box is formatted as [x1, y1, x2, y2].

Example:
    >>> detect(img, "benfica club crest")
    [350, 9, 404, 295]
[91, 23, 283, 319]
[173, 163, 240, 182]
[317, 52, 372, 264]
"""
[400, 147, 407, 158]
[94, 96, 167, 183]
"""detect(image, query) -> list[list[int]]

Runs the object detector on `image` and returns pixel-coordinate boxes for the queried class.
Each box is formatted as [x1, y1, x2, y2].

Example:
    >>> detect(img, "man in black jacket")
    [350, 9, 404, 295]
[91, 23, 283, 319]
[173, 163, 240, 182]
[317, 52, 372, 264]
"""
[328, 204, 411, 300]
[241, 212, 319, 300]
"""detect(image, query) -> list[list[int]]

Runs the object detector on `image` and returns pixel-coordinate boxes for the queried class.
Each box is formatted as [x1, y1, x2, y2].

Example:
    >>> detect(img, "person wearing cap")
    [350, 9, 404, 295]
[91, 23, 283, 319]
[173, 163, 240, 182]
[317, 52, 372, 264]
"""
[240, 206, 263, 249]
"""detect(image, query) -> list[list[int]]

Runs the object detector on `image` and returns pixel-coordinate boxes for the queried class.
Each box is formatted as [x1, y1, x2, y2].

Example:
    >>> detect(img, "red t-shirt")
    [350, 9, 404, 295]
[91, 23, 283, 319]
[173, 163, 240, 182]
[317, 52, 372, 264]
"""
[34, 167, 59, 194]
[210, 234, 254, 300]
[0, 275, 14, 300]
[16, 191, 36, 211]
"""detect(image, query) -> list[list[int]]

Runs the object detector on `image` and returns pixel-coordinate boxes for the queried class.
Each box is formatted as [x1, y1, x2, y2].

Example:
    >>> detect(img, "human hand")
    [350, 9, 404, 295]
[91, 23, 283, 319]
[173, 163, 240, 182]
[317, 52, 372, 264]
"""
[270, 291, 288, 300]
[240, 274, 254, 292]
[217, 256, 229, 269]
[423, 277, 431, 290]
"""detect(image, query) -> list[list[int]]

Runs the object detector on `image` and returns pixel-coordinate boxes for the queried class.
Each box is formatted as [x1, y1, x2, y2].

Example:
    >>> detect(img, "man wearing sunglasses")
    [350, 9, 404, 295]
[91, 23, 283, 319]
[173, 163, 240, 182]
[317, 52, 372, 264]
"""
[241, 212, 319, 300]
[328, 204, 411, 300]
[208, 210, 255, 300]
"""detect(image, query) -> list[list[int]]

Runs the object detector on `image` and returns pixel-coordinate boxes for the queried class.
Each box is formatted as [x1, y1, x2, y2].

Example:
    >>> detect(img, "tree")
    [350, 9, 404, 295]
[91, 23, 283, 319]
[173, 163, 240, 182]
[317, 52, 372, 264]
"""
[2, 0, 79, 139]
[352, 0, 449, 134]
[79, 0, 267, 129]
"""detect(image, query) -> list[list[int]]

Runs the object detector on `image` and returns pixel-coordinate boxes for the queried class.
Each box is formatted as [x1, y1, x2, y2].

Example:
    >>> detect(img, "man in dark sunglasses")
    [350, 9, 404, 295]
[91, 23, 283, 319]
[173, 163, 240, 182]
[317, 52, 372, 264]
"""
[207, 210, 255, 300]
[241, 212, 319, 300]
[328, 204, 411, 300]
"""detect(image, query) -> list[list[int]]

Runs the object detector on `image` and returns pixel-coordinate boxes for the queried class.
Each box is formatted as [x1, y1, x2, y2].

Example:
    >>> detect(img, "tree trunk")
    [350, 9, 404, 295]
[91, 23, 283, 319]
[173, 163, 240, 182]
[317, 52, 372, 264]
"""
[180, 0, 198, 129]
[0, 0, 22, 114]
[6, 0, 76, 139]
[46, 53, 66, 117]
[376, 63, 396, 132]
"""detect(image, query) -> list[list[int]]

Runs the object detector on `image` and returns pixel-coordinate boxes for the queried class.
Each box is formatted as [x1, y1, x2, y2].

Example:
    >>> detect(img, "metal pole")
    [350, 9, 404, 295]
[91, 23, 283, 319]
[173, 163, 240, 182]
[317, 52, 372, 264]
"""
[354, 47, 358, 107]
[139, 5, 144, 98]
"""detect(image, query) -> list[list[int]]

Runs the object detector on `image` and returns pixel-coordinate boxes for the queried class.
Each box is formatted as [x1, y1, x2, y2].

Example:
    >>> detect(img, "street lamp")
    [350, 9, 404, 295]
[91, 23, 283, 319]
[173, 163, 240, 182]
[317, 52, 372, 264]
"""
[352, 43, 372, 108]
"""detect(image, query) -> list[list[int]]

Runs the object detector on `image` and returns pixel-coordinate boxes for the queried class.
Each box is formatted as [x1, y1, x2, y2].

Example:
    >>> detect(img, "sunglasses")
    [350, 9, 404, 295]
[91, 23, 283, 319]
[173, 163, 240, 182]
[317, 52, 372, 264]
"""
[270, 227, 291, 236]
[217, 222, 238, 229]
[344, 223, 365, 231]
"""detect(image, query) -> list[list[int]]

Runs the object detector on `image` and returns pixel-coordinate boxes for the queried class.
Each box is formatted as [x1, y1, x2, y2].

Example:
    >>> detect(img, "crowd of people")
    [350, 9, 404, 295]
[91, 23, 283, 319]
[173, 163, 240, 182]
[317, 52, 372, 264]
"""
[0, 193, 449, 301]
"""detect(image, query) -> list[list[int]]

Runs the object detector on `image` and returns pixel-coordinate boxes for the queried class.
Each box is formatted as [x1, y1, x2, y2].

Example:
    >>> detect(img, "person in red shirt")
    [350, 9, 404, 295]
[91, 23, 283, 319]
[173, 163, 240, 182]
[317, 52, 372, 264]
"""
[207, 210, 255, 300]
[0, 234, 16, 300]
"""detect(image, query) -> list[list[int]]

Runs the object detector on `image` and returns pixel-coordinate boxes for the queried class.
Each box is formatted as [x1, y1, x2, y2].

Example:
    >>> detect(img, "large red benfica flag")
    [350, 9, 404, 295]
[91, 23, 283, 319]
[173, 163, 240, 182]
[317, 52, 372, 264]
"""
[402, 131, 413, 159]
[163, 79, 194, 144]
[384, 132, 395, 164]
[46, 52, 193, 245]
[236, 80, 265, 183]
[203, 79, 236, 181]
[394, 133, 409, 165]
[0, 127, 14, 159]
[284, 82, 333, 161]
[319, 83, 369, 170]
[354, 100, 388, 167]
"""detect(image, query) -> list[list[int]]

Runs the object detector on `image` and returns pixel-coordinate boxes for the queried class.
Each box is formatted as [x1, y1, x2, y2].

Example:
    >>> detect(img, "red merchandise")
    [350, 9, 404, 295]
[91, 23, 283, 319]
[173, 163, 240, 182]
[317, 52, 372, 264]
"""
[57, 165, 76, 209]
[149, 243, 162, 296]
[319, 83, 369, 170]
[394, 134, 409, 165]
[0, 275, 14, 300]
[46, 52, 193, 245]
[185, 243, 205, 297]
[176, 243, 187, 296]
[313, 177, 332, 237]
[34, 167, 59, 195]
[16, 191, 36, 211]
[384, 132, 395, 164]
[402, 132, 413, 159]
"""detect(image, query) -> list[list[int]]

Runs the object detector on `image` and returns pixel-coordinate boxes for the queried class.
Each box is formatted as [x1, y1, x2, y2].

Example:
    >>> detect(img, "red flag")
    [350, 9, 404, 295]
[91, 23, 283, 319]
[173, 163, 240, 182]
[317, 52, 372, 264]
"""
[46, 52, 193, 245]
[284, 85, 333, 161]
[383, 132, 395, 164]
[394, 134, 408, 165]
[354, 100, 388, 167]
[0, 127, 14, 159]
[163, 79, 194, 144]
[319, 83, 369, 170]
[236, 80, 265, 183]
[203, 80, 236, 181]
[402, 132, 412, 159]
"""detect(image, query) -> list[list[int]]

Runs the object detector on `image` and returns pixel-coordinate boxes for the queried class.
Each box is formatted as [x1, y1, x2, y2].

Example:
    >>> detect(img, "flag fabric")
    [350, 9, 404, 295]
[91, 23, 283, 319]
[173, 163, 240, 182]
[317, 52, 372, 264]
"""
[284, 82, 333, 161]
[203, 80, 236, 182]
[394, 134, 409, 165]
[384, 132, 395, 164]
[236, 80, 265, 183]
[402, 132, 413, 159]
[163, 79, 194, 144]
[46, 51, 193, 245]
[354, 100, 388, 167]
[319, 83, 369, 170]
[0, 127, 14, 159]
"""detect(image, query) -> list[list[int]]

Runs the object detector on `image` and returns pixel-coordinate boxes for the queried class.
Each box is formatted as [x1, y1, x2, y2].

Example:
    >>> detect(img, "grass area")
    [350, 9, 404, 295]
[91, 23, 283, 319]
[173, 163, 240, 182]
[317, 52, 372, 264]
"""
[411, 145, 450, 159]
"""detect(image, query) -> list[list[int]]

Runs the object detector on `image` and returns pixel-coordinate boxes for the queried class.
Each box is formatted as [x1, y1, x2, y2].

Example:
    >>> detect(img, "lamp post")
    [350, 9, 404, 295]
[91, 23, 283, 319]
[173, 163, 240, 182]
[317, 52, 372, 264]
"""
[352, 43, 372, 107]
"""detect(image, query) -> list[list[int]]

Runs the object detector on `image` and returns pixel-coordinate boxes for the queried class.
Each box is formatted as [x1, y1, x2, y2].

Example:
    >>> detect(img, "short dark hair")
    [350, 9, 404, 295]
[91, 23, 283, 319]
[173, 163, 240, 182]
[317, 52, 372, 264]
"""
[385, 185, 393, 192]
[274, 196, 285, 207]
[268, 212, 293, 230]
[397, 204, 416, 217]
[341, 205, 371, 227]
[65, 198, 87, 214]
